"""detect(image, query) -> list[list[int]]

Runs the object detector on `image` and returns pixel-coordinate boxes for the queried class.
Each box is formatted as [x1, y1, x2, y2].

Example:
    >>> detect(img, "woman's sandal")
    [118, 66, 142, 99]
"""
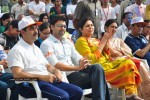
[126, 94, 144, 100]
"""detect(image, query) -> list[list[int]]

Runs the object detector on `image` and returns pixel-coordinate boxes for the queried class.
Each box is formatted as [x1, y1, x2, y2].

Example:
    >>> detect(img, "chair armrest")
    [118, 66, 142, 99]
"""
[83, 88, 92, 95]
[15, 80, 42, 100]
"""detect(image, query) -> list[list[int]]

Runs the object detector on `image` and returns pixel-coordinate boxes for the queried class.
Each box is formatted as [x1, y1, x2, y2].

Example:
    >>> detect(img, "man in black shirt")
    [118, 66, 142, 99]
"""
[0, 19, 19, 51]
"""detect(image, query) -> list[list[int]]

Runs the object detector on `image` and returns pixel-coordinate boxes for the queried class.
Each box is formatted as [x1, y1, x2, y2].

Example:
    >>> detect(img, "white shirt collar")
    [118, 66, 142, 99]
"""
[19, 38, 36, 48]
[122, 23, 128, 30]
[16, 2, 26, 6]
[49, 34, 66, 43]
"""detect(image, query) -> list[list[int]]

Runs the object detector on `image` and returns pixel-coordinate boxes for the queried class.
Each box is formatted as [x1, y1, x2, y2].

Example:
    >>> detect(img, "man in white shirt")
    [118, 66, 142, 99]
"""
[66, 0, 77, 34]
[40, 16, 110, 100]
[114, 12, 132, 40]
[11, 0, 28, 19]
[125, 0, 146, 18]
[110, 0, 120, 17]
[28, 0, 45, 21]
[7, 16, 83, 100]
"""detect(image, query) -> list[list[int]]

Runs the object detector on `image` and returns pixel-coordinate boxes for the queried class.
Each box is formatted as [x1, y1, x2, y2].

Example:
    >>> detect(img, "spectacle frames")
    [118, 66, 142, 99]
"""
[41, 32, 50, 35]
[56, 24, 67, 28]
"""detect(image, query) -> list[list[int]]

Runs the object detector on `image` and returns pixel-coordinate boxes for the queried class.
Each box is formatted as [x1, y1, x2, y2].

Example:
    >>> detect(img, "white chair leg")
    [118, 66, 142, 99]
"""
[6, 88, 11, 100]
[122, 89, 126, 100]
[112, 87, 119, 100]
[111, 87, 126, 100]
[81, 95, 85, 100]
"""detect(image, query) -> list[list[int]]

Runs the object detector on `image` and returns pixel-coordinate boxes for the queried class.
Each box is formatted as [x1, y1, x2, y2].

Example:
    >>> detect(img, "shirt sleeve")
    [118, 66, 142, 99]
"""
[40, 41, 59, 67]
[7, 49, 24, 69]
[75, 37, 101, 64]
[68, 40, 82, 66]
[0, 50, 7, 60]
[124, 6, 130, 13]
[50, 7, 56, 17]
[0, 37, 6, 47]
[124, 36, 140, 55]
[115, 5, 120, 14]
[28, 2, 32, 11]
[41, 2, 45, 12]
[111, 8, 117, 19]
[11, 5, 15, 14]
[66, 5, 71, 15]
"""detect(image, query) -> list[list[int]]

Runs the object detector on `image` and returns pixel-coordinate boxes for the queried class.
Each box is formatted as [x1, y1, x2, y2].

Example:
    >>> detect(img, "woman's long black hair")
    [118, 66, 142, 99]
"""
[77, 17, 94, 39]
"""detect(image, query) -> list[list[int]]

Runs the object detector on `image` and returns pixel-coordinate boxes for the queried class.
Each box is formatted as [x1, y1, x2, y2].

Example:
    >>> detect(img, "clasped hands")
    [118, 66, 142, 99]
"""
[41, 69, 62, 83]
[79, 58, 91, 70]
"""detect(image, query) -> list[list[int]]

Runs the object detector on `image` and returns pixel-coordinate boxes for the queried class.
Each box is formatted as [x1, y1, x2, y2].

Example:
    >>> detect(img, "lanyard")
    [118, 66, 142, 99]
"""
[102, 7, 109, 21]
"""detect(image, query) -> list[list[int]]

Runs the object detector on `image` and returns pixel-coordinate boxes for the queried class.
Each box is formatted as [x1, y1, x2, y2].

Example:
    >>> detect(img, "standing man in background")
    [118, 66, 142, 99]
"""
[28, 0, 45, 21]
[11, 0, 28, 19]
[66, 0, 78, 34]
[73, 0, 101, 38]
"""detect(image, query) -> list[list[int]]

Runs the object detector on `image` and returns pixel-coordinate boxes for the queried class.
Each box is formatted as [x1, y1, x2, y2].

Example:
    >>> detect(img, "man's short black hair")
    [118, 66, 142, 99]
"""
[5, 19, 19, 31]
[122, 12, 132, 19]
[50, 16, 66, 26]
[39, 22, 50, 32]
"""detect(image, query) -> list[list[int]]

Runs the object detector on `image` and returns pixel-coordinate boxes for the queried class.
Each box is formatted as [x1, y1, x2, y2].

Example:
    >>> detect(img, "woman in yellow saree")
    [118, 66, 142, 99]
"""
[75, 18, 143, 100]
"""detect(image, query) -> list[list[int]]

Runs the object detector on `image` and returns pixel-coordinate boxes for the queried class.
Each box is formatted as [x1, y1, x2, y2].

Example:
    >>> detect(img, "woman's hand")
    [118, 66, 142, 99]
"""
[102, 32, 110, 41]
[99, 32, 110, 50]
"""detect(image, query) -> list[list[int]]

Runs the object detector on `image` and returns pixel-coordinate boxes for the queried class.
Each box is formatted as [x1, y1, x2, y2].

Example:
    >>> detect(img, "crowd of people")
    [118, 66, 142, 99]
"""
[0, 0, 150, 100]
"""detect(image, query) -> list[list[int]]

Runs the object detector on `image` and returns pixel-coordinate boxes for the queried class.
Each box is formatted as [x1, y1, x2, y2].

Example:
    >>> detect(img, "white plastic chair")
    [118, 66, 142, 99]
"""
[107, 83, 126, 100]
[111, 87, 126, 100]
[81, 85, 126, 100]
[81, 88, 92, 100]
[17, 81, 48, 100]
[7, 81, 48, 100]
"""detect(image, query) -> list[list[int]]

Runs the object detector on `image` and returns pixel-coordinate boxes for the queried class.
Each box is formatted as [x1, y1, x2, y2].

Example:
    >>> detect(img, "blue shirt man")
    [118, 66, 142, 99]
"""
[125, 17, 150, 66]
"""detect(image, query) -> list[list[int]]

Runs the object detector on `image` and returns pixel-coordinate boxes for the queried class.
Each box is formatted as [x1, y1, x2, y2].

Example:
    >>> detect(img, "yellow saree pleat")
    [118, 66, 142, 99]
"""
[100, 54, 141, 95]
